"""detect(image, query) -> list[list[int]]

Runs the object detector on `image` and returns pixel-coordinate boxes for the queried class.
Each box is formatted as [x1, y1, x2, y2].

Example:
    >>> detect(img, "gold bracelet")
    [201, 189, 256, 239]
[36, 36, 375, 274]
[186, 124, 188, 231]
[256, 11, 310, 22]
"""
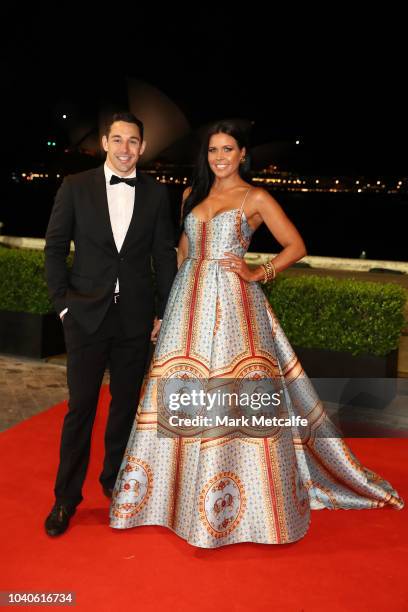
[260, 260, 276, 284]
[266, 260, 276, 280]
[260, 264, 268, 284]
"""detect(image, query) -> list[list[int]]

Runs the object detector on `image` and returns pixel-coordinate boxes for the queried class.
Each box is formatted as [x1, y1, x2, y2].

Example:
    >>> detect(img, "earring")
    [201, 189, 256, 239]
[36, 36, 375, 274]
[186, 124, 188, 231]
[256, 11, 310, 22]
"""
[240, 157, 246, 164]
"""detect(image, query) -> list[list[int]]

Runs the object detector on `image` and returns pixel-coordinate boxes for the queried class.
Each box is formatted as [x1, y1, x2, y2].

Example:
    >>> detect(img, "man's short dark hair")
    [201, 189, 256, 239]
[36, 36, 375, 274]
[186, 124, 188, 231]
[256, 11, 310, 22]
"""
[105, 112, 144, 141]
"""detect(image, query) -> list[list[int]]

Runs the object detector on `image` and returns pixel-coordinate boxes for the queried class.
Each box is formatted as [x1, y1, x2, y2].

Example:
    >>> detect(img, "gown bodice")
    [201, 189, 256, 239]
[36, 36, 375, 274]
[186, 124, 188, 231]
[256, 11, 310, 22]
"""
[184, 207, 254, 261]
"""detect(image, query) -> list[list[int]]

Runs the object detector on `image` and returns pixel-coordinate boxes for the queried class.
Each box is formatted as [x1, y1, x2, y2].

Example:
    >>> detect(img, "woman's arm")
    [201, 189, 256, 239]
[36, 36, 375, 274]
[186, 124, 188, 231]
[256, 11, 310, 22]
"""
[176, 187, 192, 269]
[251, 187, 307, 280]
[221, 187, 307, 281]
[177, 231, 189, 268]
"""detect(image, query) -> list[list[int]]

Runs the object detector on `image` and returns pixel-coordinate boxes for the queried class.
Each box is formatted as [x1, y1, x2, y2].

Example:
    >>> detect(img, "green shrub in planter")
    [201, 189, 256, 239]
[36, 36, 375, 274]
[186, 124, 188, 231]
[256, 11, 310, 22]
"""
[0, 247, 74, 357]
[262, 274, 406, 357]
[0, 247, 53, 314]
[1, 248, 406, 359]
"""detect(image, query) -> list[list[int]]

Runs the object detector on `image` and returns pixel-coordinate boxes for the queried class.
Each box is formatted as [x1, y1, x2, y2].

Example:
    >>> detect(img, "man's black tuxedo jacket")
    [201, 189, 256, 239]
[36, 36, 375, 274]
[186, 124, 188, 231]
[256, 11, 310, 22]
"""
[45, 165, 178, 336]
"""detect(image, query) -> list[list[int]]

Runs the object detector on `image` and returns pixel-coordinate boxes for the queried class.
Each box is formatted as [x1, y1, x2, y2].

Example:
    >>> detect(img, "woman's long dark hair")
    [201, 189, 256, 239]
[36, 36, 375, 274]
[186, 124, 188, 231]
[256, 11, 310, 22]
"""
[182, 120, 250, 226]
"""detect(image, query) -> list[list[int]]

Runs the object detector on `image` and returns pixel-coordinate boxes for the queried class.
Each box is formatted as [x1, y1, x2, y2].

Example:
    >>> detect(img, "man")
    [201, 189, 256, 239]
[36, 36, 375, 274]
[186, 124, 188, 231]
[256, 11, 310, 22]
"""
[44, 112, 177, 536]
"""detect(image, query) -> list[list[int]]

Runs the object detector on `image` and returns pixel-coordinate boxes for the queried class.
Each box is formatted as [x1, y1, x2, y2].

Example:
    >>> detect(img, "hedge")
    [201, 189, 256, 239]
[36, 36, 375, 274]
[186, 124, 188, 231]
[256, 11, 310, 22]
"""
[1, 247, 406, 356]
[262, 274, 406, 357]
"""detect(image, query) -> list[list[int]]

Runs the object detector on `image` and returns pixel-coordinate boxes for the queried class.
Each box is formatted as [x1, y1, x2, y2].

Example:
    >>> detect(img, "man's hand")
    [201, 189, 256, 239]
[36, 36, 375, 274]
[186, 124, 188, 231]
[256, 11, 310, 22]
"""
[151, 317, 162, 343]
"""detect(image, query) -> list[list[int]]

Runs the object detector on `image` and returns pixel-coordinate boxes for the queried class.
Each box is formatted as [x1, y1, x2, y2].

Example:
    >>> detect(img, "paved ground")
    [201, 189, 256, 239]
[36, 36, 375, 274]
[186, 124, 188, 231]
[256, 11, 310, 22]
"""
[0, 355, 109, 432]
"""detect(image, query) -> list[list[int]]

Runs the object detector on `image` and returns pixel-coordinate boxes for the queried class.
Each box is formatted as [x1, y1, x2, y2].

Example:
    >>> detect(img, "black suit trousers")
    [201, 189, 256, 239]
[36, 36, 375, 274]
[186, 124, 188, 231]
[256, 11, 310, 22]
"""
[54, 300, 151, 508]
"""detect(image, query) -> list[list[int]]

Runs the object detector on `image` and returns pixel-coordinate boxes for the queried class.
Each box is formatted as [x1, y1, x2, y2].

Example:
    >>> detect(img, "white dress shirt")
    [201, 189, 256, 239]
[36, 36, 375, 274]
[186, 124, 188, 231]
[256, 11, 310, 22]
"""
[104, 163, 136, 292]
[60, 163, 136, 319]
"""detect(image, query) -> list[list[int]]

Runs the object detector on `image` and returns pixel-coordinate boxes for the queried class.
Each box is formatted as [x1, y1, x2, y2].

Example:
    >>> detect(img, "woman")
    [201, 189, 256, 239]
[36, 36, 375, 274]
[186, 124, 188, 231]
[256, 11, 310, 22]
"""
[110, 121, 403, 548]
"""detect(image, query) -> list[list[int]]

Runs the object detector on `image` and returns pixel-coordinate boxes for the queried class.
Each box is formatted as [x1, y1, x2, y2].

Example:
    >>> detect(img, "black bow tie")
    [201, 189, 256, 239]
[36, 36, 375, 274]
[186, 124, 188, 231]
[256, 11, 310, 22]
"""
[110, 174, 137, 187]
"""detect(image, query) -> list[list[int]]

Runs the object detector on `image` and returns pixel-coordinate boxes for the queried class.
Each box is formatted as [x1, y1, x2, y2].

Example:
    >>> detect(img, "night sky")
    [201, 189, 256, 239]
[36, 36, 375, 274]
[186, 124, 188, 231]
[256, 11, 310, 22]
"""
[2, 8, 407, 176]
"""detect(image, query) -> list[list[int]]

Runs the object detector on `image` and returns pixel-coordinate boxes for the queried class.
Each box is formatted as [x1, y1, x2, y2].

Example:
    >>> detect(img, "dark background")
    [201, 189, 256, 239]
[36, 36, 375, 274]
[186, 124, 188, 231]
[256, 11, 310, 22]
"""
[1, 8, 406, 260]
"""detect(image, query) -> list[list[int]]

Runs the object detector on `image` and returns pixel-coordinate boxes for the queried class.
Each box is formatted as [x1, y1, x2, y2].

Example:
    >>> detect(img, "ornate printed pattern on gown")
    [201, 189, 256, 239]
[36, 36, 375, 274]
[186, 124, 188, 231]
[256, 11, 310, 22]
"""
[110, 188, 404, 548]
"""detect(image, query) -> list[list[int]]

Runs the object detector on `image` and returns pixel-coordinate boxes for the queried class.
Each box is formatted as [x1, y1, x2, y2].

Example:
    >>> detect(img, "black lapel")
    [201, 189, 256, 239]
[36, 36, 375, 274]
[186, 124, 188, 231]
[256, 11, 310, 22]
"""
[119, 174, 150, 254]
[91, 165, 117, 252]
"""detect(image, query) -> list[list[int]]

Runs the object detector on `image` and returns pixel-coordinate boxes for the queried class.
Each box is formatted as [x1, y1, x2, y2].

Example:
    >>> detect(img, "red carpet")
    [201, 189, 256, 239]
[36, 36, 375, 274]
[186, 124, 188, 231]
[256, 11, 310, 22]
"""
[1, 386, 407, 611]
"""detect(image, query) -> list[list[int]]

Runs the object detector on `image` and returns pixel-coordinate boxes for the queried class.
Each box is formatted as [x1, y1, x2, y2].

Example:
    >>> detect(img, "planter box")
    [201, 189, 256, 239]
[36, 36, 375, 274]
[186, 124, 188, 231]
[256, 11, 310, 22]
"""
[0, 311, 65, 358]
[294, 345, 398, 408]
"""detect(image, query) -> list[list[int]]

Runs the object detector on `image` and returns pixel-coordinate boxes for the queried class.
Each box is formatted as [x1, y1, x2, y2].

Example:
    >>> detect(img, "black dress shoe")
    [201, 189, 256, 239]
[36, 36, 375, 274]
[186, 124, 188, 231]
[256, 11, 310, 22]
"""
[44, 504, 75, 537]
[102, 487, 113, 499]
